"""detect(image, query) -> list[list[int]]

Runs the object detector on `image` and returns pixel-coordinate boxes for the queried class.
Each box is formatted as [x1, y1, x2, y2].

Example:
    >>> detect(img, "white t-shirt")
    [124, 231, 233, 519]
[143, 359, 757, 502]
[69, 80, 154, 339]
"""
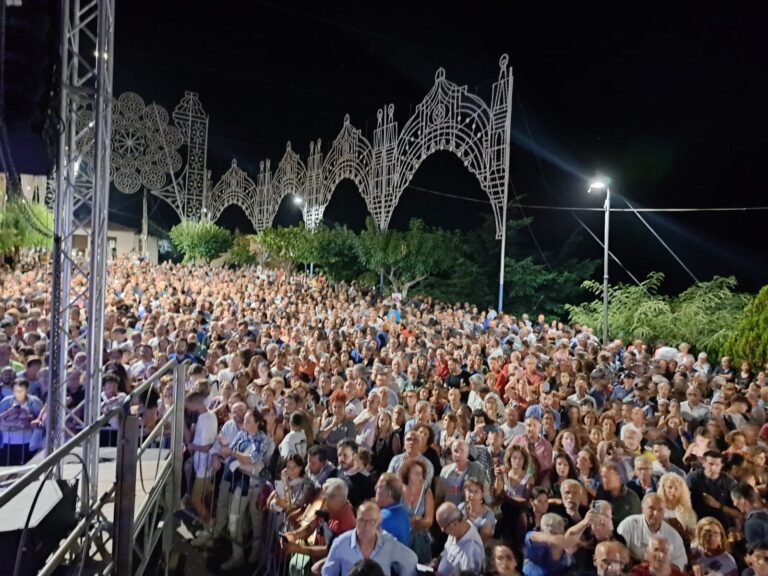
[192, 411, 219, 478]
[279, 429, 307, 459]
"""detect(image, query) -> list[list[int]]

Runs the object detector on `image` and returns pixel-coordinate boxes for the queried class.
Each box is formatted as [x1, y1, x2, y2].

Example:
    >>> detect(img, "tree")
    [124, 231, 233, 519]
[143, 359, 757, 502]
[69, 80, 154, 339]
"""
[723, 285, 768, 367]
[310, 225, 364, 282]
[356, 218, 458, 298]
[169, 221, 232, 263]
[419, 216, 598, 315]
[566, 273, 752, 357]
[0, 201, 53, 262]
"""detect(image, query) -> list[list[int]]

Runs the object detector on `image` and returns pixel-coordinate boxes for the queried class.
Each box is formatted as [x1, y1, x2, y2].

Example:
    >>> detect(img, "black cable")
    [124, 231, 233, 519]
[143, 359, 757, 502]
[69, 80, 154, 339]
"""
[12, 452, 91, 576]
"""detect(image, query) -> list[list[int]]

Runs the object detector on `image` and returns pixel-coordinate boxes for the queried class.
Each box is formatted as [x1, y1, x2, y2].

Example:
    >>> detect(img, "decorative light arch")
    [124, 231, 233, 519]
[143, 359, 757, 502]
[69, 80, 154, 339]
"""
[204, 54, 513, 239]
[65, 55, 514, 308]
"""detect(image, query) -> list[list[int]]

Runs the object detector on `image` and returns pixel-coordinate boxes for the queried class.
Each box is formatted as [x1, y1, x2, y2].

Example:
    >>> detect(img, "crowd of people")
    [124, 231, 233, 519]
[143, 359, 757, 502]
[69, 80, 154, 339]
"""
[2, 254, 768, 576]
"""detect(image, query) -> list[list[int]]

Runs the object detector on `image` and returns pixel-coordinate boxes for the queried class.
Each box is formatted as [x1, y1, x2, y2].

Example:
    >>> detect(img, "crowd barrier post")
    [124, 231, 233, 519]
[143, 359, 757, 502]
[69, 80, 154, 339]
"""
[113, 411, 139, 575]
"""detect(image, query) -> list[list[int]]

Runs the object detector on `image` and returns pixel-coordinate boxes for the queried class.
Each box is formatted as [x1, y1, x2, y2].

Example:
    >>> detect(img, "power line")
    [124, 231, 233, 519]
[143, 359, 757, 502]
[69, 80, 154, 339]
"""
[623, 198, 700, 284]
[408, 184, 768, 213]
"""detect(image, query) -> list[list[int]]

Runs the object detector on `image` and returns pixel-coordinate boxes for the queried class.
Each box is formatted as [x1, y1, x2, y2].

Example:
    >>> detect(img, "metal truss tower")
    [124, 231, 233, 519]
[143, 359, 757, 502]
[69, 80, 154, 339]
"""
[47, 0, 115, 509]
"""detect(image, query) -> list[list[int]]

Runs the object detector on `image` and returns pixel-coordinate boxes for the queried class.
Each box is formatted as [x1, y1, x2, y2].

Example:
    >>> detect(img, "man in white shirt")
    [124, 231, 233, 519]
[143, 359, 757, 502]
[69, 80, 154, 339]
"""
[680, 387, 710, 422]
[186, 392, 218, 523]
[617, 493, 688, 571]
[192, 401, 247, 549]
[500, 406, 525, 446]
[435, 502, 485, 575]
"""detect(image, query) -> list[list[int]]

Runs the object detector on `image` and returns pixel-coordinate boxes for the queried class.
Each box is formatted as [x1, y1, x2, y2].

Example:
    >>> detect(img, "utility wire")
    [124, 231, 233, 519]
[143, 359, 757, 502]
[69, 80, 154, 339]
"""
[516, 91, 651, 296]
[623, 198, 700, 284]
[411, 183, 768, 213]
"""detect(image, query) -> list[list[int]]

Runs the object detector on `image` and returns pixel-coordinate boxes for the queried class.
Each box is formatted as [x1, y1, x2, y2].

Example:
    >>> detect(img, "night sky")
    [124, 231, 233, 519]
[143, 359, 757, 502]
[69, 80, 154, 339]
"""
[8, 1, 768, 292]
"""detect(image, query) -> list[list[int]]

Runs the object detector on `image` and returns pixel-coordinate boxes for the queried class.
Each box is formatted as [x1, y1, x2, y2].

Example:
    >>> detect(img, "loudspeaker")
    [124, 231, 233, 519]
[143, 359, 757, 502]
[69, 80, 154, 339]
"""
[0, 480, 78, 576]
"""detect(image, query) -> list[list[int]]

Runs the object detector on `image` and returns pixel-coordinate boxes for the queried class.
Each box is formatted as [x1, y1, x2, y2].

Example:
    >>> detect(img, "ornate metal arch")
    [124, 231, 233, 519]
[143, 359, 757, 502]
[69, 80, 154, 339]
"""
[205, 54, 513, 237]
[207, 159, 258, 226]
[69, 90, 209, 222]
[64, 56, 512, 238]
[317, 115, 373, 224]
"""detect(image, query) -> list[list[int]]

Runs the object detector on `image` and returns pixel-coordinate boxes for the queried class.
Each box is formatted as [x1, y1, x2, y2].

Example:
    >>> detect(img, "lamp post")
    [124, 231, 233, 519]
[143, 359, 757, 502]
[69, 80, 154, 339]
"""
[588, 178, 610, 344]
[294, 195, 314, 278]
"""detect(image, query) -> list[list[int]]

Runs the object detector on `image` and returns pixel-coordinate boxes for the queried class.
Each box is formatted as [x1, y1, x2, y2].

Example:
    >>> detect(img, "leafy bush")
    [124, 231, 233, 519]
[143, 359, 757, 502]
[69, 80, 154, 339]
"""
[566, 273, 753, 357]
[723, 285, 768, 367]
[169, 221, 233, 263]
[0, 201, 53, 258]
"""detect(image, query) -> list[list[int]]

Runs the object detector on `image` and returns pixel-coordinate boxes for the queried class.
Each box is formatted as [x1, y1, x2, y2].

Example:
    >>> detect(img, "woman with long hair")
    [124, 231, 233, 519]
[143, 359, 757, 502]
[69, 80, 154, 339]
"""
[748, 446, 768, 494]
[371, 410, 401, 475]
[658, 472, 698, 538]
[459, 476, 496, 541]
[545, 452, 578, 506]
[552, 430, 580, 462]
[690, 517, 738, 576]
[486, 542, 520, 576]
[399, 459, 434, 564]
[575, 448, 601, 500]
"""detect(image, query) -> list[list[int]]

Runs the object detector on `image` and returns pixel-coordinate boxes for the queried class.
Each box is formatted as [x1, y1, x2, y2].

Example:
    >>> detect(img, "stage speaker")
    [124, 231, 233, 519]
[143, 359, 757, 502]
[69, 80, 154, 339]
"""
[0, 480, 78, 576]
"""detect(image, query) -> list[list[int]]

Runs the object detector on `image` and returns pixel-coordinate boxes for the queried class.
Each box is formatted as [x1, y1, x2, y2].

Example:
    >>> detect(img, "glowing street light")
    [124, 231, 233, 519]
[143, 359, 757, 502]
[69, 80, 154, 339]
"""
[588, 177, 611, 344]
[293, 195, 303, 206]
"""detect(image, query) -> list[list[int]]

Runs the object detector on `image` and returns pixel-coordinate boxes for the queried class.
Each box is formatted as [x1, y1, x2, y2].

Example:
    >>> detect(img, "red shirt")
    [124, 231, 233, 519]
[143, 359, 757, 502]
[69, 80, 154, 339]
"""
[326, 502, 356, 538]
[630, 564, 686, 576]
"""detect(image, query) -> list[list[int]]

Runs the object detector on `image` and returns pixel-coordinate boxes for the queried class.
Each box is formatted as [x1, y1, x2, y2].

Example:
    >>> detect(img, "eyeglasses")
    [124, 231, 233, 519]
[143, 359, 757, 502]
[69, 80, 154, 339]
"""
[439, 519, 458, 531]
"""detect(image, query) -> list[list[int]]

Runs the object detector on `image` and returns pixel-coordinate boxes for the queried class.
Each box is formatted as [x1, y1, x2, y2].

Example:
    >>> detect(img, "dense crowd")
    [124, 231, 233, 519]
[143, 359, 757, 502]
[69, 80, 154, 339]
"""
[2, 255, 768, 576]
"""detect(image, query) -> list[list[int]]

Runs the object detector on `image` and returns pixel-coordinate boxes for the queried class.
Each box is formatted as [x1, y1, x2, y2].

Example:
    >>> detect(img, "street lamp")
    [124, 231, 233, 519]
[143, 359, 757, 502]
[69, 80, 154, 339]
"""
[588, 178, 610, 344]
[293, 195, 303, 206]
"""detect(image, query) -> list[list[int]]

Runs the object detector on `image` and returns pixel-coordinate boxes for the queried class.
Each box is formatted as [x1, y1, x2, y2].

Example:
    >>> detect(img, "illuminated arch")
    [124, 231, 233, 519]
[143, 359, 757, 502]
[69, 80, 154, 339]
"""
[82, 56, 512, 239]
[207, 160, 258, 228]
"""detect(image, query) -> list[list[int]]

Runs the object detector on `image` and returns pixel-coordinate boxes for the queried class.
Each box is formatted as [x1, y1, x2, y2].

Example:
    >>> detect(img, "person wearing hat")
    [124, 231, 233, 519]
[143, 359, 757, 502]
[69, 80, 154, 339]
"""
[612, 372, 637, 402]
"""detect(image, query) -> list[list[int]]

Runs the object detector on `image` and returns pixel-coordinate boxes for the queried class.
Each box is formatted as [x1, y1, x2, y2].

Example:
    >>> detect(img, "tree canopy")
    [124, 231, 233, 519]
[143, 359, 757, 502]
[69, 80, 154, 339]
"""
[0, 201, 53, 259]
[169, 221, 233, 263]
[723, 285, 768, 367]
[566, 273, 753, 358]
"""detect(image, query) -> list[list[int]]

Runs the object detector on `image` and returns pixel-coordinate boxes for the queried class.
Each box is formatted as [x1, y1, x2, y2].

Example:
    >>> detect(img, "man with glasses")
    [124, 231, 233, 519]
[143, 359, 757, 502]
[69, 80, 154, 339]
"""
[282, 478, 357, 571]
[593, 540, 630, 576]
[627, 456, 657, 498]
[387, 430, 434, 486]
[434, 502, 484, 576]
[321, 502, 417, 576]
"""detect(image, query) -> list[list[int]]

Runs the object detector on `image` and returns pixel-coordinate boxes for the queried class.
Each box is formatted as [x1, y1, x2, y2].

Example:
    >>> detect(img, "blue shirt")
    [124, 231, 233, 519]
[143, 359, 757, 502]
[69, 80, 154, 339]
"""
[380, 502, 410, 545]
[322, 528, 418, 576]
[525, 404, 561, 429]
[522, 531, 572, 576]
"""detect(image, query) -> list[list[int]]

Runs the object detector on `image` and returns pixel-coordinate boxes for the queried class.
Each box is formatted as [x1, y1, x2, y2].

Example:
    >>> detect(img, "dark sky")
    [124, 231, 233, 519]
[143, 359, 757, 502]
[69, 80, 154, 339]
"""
[10, 1, 768, 292]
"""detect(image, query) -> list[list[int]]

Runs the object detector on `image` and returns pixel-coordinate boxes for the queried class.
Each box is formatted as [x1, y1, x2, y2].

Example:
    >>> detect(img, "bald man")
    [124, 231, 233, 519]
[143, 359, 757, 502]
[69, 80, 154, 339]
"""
[617, 493, 688, 570]
[594, 541, 630, 576]
[435, 502, 484, 576]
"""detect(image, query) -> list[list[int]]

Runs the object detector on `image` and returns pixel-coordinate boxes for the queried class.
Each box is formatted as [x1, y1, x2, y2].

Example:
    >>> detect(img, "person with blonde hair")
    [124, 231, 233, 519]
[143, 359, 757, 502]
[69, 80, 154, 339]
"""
[658, 472, 698, 535]
[690, 517, 738, 576]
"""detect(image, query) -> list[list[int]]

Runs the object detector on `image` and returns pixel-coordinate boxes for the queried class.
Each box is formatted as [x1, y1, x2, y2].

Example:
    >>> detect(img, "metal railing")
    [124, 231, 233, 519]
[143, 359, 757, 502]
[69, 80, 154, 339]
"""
[0, 359, 187, 576]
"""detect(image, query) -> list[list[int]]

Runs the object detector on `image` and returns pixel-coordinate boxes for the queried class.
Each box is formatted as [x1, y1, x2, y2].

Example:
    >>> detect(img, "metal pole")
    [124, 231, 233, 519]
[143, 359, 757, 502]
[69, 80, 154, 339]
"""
[113, 412, 139, 576]
[47, 0, 76, 462]
[379, 270, 384, 295]
[497, 71, 514, 313]
[602, 188, 610, 344]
